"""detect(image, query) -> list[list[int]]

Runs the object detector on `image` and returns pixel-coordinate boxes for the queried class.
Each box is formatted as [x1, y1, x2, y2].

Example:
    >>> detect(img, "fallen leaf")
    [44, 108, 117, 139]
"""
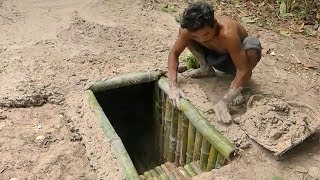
[241, 16, 257, 24]
[298, 23, 304, 32]
[279, 2, 286, 17]
[280, 30, 291, 36]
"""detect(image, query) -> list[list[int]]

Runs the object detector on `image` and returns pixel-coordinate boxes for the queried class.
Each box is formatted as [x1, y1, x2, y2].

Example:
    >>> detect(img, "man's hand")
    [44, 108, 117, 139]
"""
[168, 86, 186, 108]
[213, 100, 232, 124]
[214, 87, 243, 124]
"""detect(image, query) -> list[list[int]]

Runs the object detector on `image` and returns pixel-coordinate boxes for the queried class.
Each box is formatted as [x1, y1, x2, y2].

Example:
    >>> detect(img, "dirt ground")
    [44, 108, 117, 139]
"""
[0, 0, 319, 179]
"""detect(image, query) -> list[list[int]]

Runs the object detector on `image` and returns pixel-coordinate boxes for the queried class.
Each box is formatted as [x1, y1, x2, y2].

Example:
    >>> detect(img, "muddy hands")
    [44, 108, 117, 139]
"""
[168, 86, 186, 108]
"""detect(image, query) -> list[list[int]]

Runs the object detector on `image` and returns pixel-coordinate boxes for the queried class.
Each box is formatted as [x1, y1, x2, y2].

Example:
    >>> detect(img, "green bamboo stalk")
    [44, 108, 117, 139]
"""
[190, 162, 202, 175]
[206, 146, 218, 171]
[163, 98, 172, 161]
[155, 166, 165, 175]
[193, 131, 203, 161]
[175, 111, 182, 167]
[154, 84, 161, 164]
[184, 165, 196, 177]
[215, 153, 226, 169]
[186, 122, 196, 164]
[168, 106, 178, 162]
[199, 139, 210, 171]
[179, 114, 189, 166]
[89, 71, 162, 92]
[160, 164, 175, 180]
[159, 174, 169, 180]
[149, 169, 159, 179]
[157, 77, 236, 159]
[86, 90, 139, 180]
[143, 171, 152, 179]
[164, 162, 180, 180]
[177, 167, 191, 179]
[159, 90, 166, 163]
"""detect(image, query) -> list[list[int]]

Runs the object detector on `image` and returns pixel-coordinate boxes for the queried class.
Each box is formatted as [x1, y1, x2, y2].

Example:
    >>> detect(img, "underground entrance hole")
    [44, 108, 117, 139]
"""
[94, 82, 158, 174]
[87, 71, 236, 179]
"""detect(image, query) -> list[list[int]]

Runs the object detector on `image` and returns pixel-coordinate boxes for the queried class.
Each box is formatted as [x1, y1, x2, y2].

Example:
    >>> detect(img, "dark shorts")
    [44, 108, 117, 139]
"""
[196, 36, 262, 74]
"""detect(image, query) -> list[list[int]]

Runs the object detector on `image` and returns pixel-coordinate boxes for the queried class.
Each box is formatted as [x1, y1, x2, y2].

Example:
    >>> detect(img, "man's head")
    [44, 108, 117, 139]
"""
[180, 2, 215, 32]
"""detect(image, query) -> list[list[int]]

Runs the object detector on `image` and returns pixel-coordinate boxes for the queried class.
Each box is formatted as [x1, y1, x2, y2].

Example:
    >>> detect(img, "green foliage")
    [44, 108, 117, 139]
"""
[180, 53, 200, 69]
[161, 4, 178, 13]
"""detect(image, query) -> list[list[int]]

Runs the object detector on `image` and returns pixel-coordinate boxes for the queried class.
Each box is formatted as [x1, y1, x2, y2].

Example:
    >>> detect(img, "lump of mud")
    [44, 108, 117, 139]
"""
[238, 95, 319, 156]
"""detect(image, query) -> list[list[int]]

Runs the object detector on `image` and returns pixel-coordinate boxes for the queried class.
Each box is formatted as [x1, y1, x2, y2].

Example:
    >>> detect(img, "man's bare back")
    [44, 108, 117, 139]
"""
[167, 2, 262, 124]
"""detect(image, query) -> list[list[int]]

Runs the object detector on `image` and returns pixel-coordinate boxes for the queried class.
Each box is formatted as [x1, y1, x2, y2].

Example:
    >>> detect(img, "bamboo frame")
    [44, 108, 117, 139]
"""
[86, 90, 140, 180]
[88, 73, 236, 179]
[89, 71, 162, 92]
[190, 162, 202, 175]
[206, 146, 218, 171]
[179, 114, 189, 166]
[199, 139, 210, 171]
[186, 122, 196, 164]
[163, 98, 173, 161]
[177, 167, 191, 179]
[168, 107, 178, 162]
[175, 111, 182, 167]
[184, 165, 196, 177]
[157, 77, 236, 159]
[193, 131, 203, 161]
[154, 83, 161, 164]
[159, 90, 166, 163]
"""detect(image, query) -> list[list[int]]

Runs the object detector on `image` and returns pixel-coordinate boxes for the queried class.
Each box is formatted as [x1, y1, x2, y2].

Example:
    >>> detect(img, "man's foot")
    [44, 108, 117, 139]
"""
[182, 66, 215, 78]
[230, 93, 245, 106]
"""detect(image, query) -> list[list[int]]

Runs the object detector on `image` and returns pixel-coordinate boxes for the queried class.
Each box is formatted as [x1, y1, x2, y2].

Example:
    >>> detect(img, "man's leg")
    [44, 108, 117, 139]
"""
[182, 41, 215, 78]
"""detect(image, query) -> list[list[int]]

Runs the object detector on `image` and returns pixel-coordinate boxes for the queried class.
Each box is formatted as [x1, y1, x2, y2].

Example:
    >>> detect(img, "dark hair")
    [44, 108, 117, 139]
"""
[180, 2, 215, 32]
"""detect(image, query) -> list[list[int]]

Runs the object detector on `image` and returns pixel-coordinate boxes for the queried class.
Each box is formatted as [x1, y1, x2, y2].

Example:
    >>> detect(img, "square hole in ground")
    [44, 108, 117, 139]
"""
[94, 82, 158, 174]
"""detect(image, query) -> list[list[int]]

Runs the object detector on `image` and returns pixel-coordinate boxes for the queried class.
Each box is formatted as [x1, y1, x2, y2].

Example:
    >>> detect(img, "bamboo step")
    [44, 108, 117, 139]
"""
[140, 161, 203, 180]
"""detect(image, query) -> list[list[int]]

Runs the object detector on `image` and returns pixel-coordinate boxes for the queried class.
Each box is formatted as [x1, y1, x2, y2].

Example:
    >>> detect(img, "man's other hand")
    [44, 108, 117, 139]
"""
[213, 100, 232, 124]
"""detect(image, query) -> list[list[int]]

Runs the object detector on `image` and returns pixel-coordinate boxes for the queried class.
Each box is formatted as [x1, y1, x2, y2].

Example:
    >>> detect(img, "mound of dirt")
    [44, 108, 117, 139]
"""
[237, 95, 319, 156]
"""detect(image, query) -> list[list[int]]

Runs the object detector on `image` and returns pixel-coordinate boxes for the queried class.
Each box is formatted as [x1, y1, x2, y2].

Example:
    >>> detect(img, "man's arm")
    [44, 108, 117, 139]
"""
[168, 29, 190, 88]
[225, 36, 252, 89]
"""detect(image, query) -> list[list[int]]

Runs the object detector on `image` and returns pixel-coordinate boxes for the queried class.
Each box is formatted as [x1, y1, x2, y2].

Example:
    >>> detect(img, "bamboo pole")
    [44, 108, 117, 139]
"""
[159, 174, 169, 180]
[179, 114, 189, 166]
[193, 131, 203, 161]
[186, 122, 196, 164]
[159, 90, 166, 163]
[157, 77, 236, 159]
[163, 98, 172, 162]
[206, 146, 218, 171]
[175, 111, 182, 167]
[155, 166, 164, 175]
[89, 71, 162, 92]
[199, 139, 210, 171]
[86, 90, 139, 180]
[154, 84, 161, 164]
[177, 167, 191, 179]
[143, 171, 152, 179]
[184, 165, 196, 177]
[215, 153, 226, 169]
[149, 169, 159, 179]
[168, 107, 178, 162]
[190, 162, 202, 175]
[164, 162, 180, 180]
[160, 164, 175, 180]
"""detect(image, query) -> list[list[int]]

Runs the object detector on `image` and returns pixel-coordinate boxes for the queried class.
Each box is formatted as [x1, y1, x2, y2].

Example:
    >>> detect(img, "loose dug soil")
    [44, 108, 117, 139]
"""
[237, 95, 319, 156]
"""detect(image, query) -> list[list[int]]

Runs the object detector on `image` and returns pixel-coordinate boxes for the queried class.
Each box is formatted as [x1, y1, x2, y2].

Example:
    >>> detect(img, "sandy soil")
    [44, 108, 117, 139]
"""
[0, 0, 319, 179]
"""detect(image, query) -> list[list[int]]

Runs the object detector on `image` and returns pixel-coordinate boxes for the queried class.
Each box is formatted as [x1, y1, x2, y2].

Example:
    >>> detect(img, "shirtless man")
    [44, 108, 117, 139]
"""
[167, 2, 262, 124]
